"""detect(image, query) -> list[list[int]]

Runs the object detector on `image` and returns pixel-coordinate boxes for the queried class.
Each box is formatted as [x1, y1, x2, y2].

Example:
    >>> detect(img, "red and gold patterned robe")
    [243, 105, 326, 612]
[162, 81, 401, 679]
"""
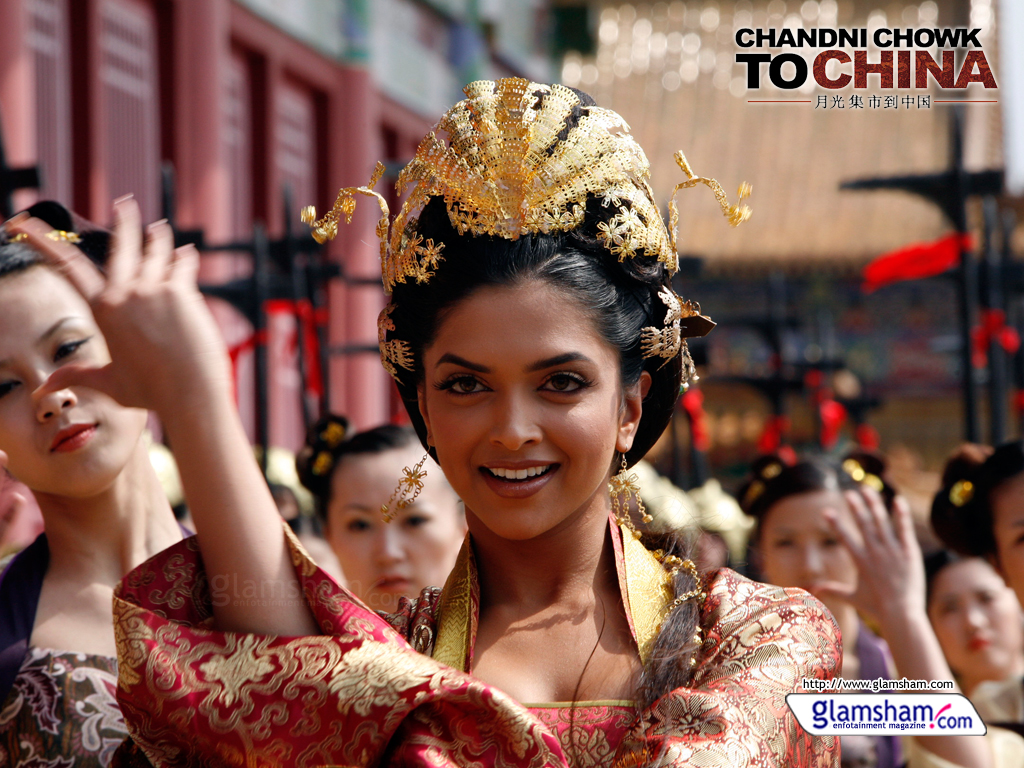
[111, 518, 840, 767]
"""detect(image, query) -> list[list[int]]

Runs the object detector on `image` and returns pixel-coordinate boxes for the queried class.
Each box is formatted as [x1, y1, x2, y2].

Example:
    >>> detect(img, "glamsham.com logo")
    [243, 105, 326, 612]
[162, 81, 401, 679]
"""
[787, 694, 987, 736]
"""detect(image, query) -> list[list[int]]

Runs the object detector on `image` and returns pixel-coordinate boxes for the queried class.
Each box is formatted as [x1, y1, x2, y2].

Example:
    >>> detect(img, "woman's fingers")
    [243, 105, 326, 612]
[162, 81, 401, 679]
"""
[170, 243, 200, 286]
[140, 219, 174, 282]
[862, 485, 899, 550]
[34, 363, 118, 404]
[893, 495, 921, 555]
[107, 196, 144, 287]
[810, 580, 858, 605]
[6, 213, 106, 299]
[843, 489, 880, 550]
[824, 505, 866, 563]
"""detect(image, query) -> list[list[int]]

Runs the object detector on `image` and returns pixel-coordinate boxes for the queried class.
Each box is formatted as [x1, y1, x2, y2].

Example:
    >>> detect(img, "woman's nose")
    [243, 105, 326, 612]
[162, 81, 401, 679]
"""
[488, 392, 541, 451]
[33, 379, 77, 423]
[800, 544, 824, 577]
[373, 528, 404, 566]
[963, 602, 988, 630]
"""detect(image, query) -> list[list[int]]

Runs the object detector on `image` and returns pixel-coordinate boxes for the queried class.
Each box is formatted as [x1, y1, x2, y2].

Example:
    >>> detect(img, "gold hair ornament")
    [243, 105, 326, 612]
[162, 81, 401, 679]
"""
[303, 79, 742, 382]
[381, 453, 429, 523]
[842, 458, 885, 493]
[949, 479, 974, 508]
[6, 230, 80, 244]
[46, 230, 81, 243]
[742, 460, 783, 508]
[320, 421, 347, 448]
[311, 451, 334, 477]
[640, 287, 715, 369]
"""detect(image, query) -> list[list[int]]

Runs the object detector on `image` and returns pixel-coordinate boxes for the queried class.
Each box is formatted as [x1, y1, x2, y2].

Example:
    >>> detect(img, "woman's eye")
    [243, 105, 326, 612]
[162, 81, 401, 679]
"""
[346, 519, 372, 533]
[543, 372, 588, 392]
[403, 515, 430, 528]
[0, 380, 19, 399]
[823, 537, 841, 548]
[439, 376, 486, 395]
[54, 338, 90, 362]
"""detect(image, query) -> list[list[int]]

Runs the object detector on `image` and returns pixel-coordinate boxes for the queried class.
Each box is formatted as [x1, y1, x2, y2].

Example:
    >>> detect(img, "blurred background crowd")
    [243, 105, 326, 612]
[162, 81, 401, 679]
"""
[2, 1, 1024, 766]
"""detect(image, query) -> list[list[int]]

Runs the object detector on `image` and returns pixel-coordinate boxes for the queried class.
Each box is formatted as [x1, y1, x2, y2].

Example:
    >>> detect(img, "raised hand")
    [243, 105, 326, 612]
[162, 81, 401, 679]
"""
[822, 487, 990, 768]
[817, 487, 926, 626]
[7, 198, 230, 414]
[8, 198, 317, 636]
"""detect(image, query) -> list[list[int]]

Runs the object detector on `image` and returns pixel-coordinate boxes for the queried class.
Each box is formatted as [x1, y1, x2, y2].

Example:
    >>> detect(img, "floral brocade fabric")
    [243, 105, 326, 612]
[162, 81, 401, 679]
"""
[0, 648, 129, 767]
[111, 528, 840, 767]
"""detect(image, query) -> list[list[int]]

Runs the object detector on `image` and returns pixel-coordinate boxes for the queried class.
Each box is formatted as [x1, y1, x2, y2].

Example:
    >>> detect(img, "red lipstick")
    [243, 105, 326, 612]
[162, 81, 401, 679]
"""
[50, 423, 97, 453]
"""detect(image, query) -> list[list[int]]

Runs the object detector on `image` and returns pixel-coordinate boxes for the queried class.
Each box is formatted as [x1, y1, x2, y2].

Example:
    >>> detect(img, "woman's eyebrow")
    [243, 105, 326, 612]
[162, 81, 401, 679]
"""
[0, 317, 79, 368]
[526, 352, 591, 372]
[434, 351, 592, 373]
[40, 316, 79, 342]
[436, 353, 489, 372]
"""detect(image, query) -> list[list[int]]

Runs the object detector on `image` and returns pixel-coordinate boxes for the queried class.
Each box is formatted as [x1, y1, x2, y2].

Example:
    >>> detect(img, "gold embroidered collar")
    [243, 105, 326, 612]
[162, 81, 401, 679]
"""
[432, 515, 673, 671]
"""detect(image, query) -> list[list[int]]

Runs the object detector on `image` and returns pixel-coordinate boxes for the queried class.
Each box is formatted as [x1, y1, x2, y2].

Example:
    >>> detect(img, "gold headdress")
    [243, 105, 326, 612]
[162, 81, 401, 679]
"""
[303, 78, 749, 381]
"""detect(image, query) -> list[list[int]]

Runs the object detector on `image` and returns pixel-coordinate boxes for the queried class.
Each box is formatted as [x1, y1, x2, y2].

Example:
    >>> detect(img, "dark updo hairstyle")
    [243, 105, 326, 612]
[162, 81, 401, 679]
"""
[0, 201, 110, 278]
[386, 88, 685, 471]
[383, 88, 702, 710]
[738, 454, 860, 534]
[931, 441, 1023, 559]
[296, 413, 419, 520]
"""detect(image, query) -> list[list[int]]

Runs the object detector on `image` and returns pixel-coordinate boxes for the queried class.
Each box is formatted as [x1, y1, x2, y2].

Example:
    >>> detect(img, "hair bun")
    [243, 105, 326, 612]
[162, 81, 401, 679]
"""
[842, 449, 897, 511]
[296, 413, 351, 496]
[930, 442, 1006, 557]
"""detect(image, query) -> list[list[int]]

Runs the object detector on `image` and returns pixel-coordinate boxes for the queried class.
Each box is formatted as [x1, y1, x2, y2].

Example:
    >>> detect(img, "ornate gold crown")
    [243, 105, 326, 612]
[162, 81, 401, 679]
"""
[302, 78, 750, 380]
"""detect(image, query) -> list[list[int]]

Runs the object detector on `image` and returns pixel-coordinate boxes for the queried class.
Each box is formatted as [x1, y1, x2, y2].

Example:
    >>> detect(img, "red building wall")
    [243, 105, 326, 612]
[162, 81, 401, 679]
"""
[0, 0, 413, 449]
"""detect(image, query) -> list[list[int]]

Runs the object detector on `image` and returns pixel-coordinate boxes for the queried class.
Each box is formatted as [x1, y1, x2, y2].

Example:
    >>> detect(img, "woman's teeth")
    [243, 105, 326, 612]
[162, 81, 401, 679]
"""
[486, 465, 552, 480]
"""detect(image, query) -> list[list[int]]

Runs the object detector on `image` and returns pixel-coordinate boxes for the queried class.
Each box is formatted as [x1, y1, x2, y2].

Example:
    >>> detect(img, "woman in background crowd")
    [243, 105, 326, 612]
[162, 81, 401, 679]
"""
[739, 455, 901, 768]
[931, 441, 1024, 727]
[297, 415, 465, 612]
[0, 202, 183, 766]
[925, 550, 1024, 700]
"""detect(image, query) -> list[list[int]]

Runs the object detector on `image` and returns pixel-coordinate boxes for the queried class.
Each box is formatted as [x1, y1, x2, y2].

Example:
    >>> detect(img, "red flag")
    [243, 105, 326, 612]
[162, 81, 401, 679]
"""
[680, 389, 710, 452]
[862, 233, 973, 293]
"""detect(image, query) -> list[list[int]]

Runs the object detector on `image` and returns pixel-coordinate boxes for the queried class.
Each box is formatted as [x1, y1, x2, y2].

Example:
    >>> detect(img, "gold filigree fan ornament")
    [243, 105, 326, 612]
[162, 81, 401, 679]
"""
[301, 78, 751, 382]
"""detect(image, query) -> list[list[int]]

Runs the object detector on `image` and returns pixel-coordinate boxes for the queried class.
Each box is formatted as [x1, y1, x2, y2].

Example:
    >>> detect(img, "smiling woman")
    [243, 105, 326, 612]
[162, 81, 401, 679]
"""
[7, 80, 847, 768]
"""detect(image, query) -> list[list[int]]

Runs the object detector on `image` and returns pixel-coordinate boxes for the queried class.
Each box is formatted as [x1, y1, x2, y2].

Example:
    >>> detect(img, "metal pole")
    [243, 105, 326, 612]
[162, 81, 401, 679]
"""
[253, 223, 270, 478]
[983, 198, 1008, 444]
[952, 107, 982, 442]
[283, 185, 314, 430]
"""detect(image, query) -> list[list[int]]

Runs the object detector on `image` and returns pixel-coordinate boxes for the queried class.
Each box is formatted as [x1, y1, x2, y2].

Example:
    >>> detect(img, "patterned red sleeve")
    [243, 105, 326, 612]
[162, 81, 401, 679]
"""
[614, 569, 842, 767]
[112, 527, 566, 768]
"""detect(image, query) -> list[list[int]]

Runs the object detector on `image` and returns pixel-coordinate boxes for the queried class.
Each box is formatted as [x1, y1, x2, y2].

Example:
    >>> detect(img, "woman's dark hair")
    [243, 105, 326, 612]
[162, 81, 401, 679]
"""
[924, 550, 964, 607]
[0, 201, 110, 277]
[931, 440, 1024, 558]
[388, 196, 683, 470]
[738, 455, 860, 535]
[296, 413, 418, 519]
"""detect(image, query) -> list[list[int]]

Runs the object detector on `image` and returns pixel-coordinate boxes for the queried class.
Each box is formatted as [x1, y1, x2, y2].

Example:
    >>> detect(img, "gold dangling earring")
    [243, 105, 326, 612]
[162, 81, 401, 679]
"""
[381, 453, 429, 523]
[609, 454, 652, 540]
